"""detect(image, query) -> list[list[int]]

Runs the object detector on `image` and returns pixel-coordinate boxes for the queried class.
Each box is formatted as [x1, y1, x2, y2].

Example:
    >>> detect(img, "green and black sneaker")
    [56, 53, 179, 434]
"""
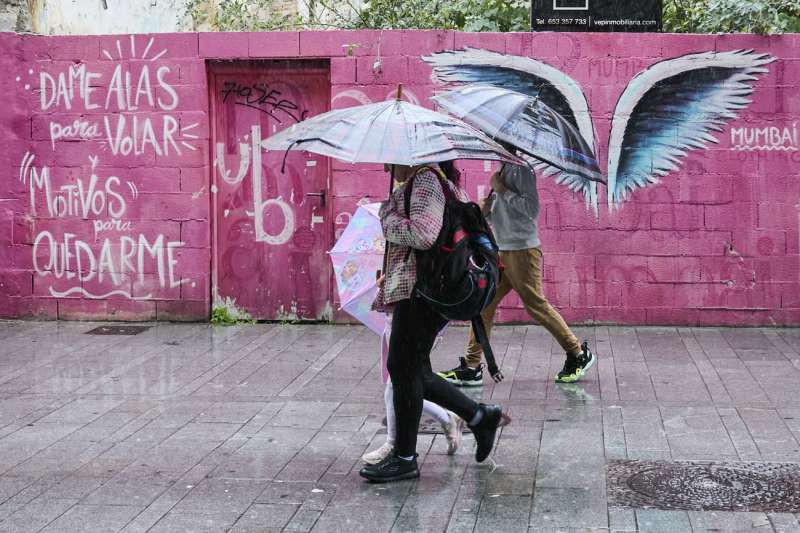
[437, 357, 483, 387]
[555, 342, 595, 383]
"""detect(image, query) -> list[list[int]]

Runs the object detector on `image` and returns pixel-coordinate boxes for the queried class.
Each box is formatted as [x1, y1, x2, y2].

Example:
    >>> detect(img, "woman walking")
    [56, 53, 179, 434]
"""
[359, 161, 509, 483]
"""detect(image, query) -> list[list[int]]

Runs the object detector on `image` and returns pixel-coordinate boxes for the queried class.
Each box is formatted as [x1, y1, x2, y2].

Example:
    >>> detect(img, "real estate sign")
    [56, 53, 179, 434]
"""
[532, 0, 662, 32]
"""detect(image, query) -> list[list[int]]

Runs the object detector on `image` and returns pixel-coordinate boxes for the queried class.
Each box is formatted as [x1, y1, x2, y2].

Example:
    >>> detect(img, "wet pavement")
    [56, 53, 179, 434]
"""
[0, 320, 799, 532]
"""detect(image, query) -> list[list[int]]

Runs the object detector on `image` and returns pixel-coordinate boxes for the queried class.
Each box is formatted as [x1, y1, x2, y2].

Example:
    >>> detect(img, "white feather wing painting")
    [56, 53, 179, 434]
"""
[607, 50, 774, 207]
[424, 48, 774, 212]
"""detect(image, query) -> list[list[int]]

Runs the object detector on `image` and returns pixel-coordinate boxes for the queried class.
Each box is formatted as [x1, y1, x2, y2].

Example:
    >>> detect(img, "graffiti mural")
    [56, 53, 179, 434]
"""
[2, 30, 797, 324]
[424, 47, 774, 210]
[11, 36, 201, 308]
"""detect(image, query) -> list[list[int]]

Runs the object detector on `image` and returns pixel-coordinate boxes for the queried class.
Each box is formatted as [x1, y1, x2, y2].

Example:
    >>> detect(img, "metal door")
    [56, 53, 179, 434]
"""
[210, 61, 331, 320]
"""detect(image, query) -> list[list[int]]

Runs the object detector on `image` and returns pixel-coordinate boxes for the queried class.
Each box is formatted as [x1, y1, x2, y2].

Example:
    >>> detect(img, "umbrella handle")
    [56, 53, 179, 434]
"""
[380, 166, 394, 278]
[279, 137, 324, 173]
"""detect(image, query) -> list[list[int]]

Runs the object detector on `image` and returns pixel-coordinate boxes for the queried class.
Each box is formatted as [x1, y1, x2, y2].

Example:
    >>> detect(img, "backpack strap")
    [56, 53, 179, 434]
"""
[402, 166, 450, 262]
[471, 316, 504, 383]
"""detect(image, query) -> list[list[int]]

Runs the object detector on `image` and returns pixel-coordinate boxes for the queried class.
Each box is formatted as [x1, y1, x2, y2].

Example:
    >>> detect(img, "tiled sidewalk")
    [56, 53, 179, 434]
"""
[0, 321, 798, 532]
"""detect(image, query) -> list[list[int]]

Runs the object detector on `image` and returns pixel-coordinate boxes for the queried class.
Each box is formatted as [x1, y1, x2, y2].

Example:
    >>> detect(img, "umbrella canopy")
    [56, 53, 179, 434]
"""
[431, 85, 604, 184]
[261, 96, 522, 167]
[329, 202, 386, 336]
[330, 202, 448, 384]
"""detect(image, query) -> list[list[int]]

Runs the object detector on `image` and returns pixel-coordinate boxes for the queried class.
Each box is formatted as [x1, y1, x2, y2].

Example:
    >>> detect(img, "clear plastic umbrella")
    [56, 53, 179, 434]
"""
[432, 84, 604, 184]
[329, 202, 386, 337]
[261, 87, 523, 168]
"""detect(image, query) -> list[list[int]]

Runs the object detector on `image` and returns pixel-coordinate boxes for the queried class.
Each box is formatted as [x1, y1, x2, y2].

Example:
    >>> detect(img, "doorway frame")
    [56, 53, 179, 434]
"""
[206, 59, 333, 321]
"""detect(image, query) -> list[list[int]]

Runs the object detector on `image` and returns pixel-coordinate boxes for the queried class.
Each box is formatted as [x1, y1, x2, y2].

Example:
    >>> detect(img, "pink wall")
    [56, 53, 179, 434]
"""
[1, 30, 798, 325]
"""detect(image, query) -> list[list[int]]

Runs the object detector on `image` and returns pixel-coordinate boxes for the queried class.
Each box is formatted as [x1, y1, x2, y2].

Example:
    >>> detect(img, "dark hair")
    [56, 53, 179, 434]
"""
[498, 140, 517, 154]
[438, 160, 461, 186]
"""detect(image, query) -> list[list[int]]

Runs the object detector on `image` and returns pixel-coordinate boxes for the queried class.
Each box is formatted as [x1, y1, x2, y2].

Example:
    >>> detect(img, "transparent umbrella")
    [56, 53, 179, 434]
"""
[329, 202, 386, 337]
[261, 86, 522, 169]
[432, 84, 604, 184]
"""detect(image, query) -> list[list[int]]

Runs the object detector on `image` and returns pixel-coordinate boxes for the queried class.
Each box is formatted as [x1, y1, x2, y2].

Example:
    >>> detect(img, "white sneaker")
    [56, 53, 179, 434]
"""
[362, 442, 394, 465]
[442, 411, 463, 455]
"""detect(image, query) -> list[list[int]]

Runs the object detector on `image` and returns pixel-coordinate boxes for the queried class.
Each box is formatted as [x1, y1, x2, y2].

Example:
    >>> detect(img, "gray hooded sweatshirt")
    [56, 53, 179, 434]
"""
[487, 163, 540, 251]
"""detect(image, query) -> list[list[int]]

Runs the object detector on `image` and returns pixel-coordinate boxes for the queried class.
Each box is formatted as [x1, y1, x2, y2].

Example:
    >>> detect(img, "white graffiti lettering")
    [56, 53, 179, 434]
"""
[49, 119, 100, 148]
[33, 38, 197, 155]
[215, 141, 251, 185]
[25, 161, 127, 219]
[39, 64, 96, 111]
[104, 114, 181, 156]
[217, 125, 296, 245]
[258, 198, 295, 245]
[731, 122, 798, 152]
[33, 231, 188, 289]
[93, 219, 134, 234]
[18, 38, 195, 302]
[20, 150, 191, 300]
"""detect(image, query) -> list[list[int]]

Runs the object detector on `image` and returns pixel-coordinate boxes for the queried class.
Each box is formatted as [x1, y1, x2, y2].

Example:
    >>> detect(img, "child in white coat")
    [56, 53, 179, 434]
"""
[361, 313, 463, 464]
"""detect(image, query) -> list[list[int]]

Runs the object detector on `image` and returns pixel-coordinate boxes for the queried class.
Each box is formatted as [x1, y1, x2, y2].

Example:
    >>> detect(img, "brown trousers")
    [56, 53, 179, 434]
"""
[466, 247, 580, 367]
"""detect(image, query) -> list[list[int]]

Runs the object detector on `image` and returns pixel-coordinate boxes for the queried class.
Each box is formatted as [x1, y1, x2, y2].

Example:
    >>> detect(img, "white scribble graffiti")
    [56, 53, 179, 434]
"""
[331, 87, 421, 107]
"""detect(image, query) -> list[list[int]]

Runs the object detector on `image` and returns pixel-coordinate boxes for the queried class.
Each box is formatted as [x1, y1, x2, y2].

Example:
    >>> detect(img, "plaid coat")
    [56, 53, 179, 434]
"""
[373, 167, 470, 310]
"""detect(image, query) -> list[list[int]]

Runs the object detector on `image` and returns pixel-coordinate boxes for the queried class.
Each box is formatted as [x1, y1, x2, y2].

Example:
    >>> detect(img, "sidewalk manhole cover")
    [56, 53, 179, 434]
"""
[86, 325, 150, 336]
[608, 460, 800, 512]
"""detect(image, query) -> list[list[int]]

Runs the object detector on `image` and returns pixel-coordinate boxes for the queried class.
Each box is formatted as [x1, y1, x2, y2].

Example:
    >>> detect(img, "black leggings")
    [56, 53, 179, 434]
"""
[388, 298, 480, 457]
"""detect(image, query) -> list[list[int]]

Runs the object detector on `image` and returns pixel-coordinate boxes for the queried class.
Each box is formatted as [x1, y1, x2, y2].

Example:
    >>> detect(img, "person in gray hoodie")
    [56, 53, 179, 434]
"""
[437, 159, 595, 386]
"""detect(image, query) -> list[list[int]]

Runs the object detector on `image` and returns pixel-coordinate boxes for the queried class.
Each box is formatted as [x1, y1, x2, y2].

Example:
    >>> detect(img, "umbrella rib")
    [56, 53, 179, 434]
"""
[352, 101, 395, 163]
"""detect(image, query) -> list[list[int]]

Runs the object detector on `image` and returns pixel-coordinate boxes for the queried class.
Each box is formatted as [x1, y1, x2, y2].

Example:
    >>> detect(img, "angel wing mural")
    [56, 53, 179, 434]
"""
[424, 47, 601, 210]
[423, 48, 774, 212]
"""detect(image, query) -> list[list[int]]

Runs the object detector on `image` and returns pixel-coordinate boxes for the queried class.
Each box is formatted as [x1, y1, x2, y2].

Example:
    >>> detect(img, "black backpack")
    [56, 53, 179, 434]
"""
[404, 168, 505, 382]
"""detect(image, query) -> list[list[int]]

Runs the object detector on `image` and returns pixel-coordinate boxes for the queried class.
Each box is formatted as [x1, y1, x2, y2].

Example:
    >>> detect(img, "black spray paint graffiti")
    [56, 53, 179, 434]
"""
[221, 82, 310, 123]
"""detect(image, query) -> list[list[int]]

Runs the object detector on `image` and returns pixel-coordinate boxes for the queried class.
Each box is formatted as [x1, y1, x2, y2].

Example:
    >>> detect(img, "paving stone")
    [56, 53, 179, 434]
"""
[609, 507, 637, 531]
[392, 492, 457, 532]
[310, 504, 399, 533]
[148, 508, 242, 532]
[3, 323, 800, 532]
[81, 466, 177, 506]
[0, 476, 36, 503]
[635, 509, 692, 532]
[228, 503, 299, 531]
[172, 477, 267, 514]
[39, 503, 142, 533]
[769, 513, 800, 532]
[689, 510, 772, 531]
[531, 488, 608, 529]
[0, 498, 79, 533]
[285, 508, 322, 532]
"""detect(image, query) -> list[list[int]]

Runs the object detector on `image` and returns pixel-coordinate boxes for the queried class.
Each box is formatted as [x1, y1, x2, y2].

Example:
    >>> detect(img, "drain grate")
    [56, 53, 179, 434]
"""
[607, 460, 800, 513]
[86, 325, 150, 336]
